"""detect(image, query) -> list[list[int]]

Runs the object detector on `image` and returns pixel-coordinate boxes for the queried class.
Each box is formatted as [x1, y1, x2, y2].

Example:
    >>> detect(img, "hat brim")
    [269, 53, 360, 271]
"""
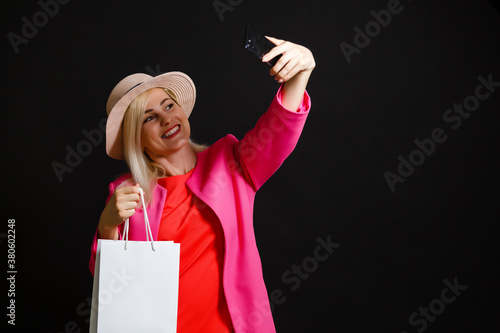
[106, 71, 196, 160]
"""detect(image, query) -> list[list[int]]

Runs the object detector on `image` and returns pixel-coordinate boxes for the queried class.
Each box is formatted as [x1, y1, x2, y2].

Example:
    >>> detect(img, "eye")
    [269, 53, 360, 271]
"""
[143, 115, 155, 124]
[165, 103, 174, 111]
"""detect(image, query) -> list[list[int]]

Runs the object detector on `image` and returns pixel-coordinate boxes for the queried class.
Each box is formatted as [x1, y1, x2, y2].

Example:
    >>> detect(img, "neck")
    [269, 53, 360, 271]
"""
[148, 144, 197, 177]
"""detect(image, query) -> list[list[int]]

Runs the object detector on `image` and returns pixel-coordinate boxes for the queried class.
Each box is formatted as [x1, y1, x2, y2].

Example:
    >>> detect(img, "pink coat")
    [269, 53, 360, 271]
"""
[89, 86, 311, 332]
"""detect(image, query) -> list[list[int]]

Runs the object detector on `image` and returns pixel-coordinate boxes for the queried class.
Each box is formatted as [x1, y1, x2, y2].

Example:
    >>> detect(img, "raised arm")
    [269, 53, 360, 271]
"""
[234, 38, 315, 190]
[262, 36, 315, 111]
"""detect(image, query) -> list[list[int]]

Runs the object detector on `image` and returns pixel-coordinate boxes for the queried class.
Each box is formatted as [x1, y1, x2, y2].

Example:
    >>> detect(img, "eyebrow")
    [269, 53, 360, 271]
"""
[144, 98, 172, 114]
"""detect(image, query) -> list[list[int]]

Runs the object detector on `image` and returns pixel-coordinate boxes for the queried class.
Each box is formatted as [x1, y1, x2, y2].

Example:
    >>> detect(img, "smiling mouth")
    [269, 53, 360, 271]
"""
[161, 125, 180, 138]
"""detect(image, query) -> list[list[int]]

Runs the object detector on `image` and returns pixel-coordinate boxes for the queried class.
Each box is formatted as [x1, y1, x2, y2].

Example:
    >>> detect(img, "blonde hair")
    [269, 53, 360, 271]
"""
[120, 88, 207, 205]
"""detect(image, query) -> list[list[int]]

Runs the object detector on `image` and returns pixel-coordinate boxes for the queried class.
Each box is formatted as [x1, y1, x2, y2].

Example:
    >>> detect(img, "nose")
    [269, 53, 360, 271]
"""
[158, 111, 172, 127]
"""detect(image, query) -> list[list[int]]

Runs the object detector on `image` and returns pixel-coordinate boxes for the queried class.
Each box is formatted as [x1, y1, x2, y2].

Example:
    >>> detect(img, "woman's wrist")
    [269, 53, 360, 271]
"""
[98, 224, 119, 240]
[281, 69, 313, 111]
[98, 214, 121, 240]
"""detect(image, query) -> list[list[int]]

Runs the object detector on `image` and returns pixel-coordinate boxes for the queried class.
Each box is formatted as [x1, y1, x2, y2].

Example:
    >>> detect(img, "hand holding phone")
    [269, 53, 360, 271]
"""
[244, 25, 281, 67]
[244, 24, 315, 87]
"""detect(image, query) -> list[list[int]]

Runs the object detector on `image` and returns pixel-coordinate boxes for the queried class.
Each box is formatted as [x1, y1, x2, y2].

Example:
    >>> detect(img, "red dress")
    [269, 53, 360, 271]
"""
[156, 168, 234, 332]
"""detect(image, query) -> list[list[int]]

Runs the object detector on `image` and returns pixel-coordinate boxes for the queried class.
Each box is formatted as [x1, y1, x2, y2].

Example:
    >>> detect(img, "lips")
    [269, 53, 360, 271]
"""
[161, 125, 180, 139]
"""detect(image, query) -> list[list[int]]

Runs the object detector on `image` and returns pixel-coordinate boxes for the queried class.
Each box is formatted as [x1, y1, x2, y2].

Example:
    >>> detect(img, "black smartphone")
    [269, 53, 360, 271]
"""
[244, 24, 281, 67]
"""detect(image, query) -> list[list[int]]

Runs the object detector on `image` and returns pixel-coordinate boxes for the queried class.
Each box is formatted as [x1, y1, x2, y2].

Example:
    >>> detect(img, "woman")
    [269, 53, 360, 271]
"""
[89, 36, 315, 332]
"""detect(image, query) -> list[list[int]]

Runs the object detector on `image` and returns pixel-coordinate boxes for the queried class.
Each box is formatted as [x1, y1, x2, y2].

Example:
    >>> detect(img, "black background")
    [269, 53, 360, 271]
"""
[3, 0, 500, 332]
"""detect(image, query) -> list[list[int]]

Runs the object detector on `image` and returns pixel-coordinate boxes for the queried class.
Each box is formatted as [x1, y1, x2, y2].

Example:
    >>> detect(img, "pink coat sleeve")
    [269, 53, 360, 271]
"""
[235, 84, 311, 190]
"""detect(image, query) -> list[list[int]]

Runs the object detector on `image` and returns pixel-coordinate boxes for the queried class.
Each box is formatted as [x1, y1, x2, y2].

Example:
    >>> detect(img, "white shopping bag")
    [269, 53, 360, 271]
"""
[90, 188, 180, 333]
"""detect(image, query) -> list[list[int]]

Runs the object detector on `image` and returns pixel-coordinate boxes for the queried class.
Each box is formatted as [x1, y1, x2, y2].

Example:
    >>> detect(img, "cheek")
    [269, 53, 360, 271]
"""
[181, 115, 191, 136]
[140, 126, 154, 148]
[184, 120, 191, 137]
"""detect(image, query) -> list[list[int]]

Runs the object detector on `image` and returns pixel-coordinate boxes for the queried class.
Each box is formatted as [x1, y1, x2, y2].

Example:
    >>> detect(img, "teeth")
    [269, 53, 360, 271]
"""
[163, 125, 179, 137]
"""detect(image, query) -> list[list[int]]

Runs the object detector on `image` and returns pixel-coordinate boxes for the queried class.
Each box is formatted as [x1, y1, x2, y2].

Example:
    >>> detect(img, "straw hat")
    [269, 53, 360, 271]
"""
[105, 71, 196, 160]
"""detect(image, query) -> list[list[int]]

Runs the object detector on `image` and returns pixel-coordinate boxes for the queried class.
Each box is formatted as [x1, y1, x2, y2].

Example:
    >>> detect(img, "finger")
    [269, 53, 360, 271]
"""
[262, 40, 291, 63]
[115, 200, 138, 219]
[269, 55, 291, 77]
[119, 200, 139, 211]
[278, 61, 303, 82]
[265, 36, 285, 46]
[268, 46, 298, 75]
[117, 207, 136, 220]
[270, 49, 299, 77]
[119, 185, 141, 195]
[124, 192, 140, 202]
[277, 50, 303, 78]
[116, 191, 140, 205]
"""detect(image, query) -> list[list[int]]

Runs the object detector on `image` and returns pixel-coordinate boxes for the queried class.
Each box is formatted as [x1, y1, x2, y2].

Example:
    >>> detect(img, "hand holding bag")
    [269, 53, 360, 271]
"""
[90, 188, 180, 333]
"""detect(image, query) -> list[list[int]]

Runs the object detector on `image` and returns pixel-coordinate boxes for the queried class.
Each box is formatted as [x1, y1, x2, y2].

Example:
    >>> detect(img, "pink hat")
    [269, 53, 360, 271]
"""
[105, 71, 196, 160]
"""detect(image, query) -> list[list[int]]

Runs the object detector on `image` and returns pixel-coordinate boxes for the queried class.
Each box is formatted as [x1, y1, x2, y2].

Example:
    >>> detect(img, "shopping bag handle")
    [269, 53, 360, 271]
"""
[123, 187, 156, 252]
